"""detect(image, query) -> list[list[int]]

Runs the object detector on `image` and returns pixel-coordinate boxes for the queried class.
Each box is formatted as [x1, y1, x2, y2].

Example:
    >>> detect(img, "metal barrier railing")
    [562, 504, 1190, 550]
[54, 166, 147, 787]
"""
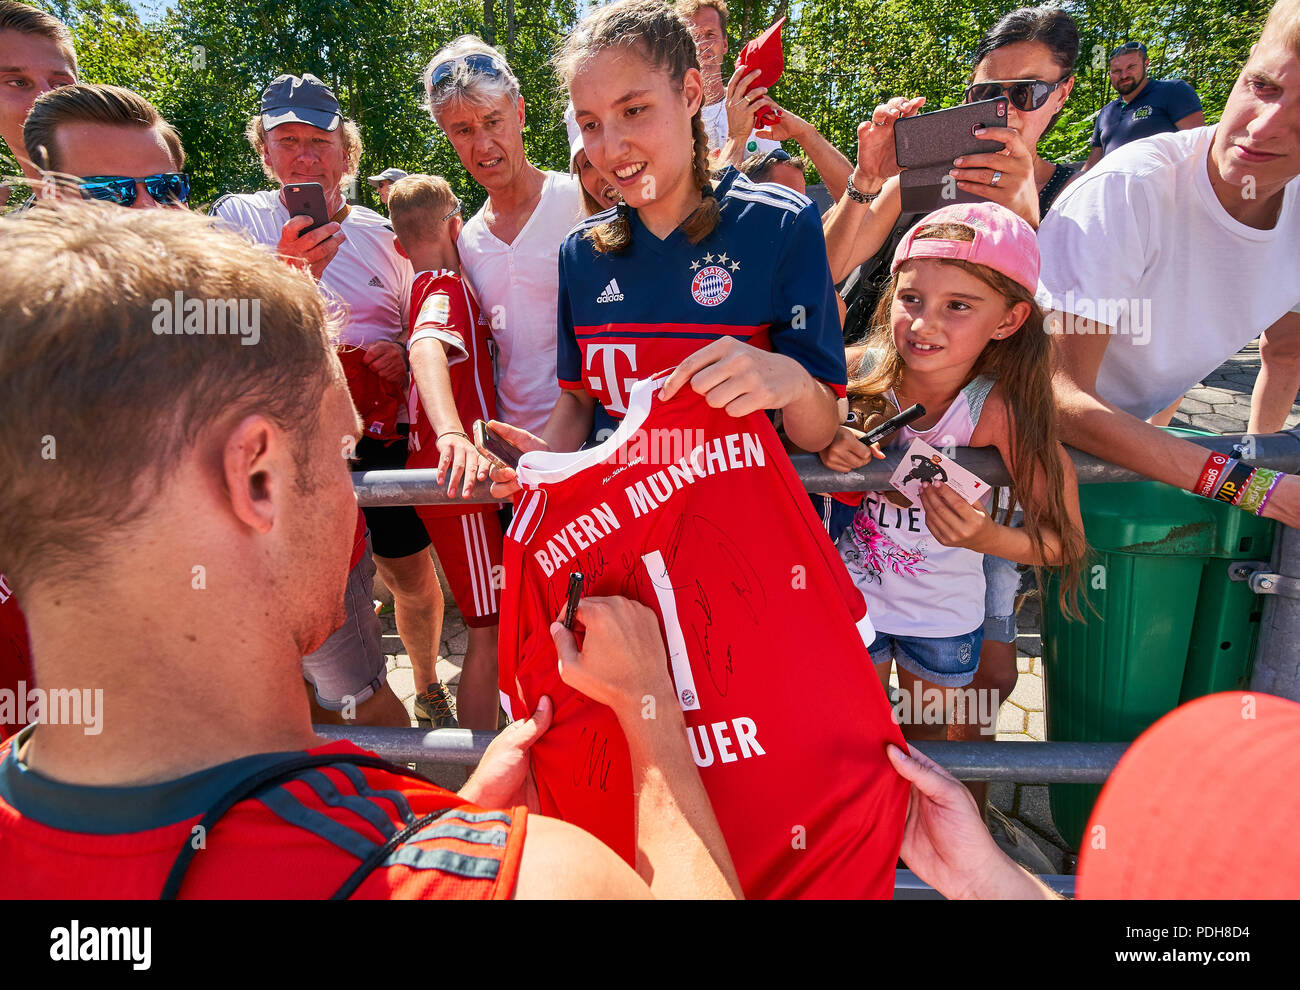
[341, 428, 1300, 804]
[313, 725, 1129, 782]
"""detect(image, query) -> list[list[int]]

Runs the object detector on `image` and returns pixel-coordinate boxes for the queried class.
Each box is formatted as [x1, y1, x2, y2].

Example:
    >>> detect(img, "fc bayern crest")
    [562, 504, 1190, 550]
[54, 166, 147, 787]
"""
[691, 265, 733, 307]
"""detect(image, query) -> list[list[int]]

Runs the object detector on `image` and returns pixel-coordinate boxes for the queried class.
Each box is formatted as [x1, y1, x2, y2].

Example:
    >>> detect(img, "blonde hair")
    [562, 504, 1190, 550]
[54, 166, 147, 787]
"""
[0, 201, 340, 594]
[1261, 0, 1300, 59]
[388, 173, 458, 247]
[244, 115, 363, 191]
[554, 0, 720, 253]
[852, 221, 1087, 615]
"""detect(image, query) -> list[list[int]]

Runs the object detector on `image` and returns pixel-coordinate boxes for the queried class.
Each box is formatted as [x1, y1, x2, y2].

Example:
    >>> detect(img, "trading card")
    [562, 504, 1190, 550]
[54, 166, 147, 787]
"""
[889, 438, 990, 506]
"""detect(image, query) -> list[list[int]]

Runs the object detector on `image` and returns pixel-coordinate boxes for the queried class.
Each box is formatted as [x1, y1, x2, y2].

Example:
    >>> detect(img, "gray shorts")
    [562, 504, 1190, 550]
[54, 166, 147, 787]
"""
[301, 539, 386, 710]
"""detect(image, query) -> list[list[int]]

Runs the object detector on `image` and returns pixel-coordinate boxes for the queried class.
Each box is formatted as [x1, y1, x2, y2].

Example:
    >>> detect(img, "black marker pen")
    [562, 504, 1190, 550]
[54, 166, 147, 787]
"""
[862, 403, 926, 446]
[563, 572, 584, 630]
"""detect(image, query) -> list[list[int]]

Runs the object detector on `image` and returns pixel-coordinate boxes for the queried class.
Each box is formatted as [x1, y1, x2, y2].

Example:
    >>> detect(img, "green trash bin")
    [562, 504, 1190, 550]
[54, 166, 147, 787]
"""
[1042, 436, 1275, 850]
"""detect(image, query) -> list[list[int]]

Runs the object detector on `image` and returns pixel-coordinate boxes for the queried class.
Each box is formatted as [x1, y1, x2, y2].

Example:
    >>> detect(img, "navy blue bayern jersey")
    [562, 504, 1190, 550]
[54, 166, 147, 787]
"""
[557, 167, 847, 439]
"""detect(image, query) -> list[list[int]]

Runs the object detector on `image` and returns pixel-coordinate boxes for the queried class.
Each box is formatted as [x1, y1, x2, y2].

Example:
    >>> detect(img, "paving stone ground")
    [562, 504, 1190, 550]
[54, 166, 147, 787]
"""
[374, 340, 1300, 875]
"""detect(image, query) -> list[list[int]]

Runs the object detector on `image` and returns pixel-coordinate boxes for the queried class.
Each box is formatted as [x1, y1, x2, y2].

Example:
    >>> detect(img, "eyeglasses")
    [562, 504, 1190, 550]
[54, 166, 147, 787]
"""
[441, 200, 462, 222]
[964, 79, 1067, 112]
[78, 172, 190, 207]
[427, 53, 503, 92]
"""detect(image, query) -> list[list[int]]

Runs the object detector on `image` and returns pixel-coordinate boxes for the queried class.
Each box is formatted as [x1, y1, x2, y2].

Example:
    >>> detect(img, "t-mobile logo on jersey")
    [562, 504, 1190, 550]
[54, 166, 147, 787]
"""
[586, 343, 639, 415]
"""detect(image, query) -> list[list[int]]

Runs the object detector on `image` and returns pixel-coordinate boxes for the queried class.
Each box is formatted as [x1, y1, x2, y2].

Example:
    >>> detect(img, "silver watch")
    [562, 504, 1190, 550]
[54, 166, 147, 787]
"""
[845, 173, 882, 204]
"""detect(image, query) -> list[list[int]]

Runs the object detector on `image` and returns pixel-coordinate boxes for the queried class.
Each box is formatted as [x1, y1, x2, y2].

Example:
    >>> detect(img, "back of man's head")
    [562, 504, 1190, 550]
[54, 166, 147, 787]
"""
[0, 1, 76, 70]
[0, 202, 338, 598]
[23, 82, 184, 173]
[387, 173, 458, 247]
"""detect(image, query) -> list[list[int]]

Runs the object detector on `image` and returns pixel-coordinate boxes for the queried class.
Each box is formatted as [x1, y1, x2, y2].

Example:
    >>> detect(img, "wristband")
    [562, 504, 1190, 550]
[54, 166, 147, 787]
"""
[1212, 460, 1254, 505]
[1237, 467, 1276, 515]
[1256, 471, 1285, 516]
[1193, 451, 1233, 498]
[845, 173, 882, 204]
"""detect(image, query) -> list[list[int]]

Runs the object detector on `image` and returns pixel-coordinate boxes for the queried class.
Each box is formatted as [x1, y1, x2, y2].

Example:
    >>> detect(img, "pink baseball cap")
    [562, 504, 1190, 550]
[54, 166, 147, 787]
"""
[890, 201, 1040, 295]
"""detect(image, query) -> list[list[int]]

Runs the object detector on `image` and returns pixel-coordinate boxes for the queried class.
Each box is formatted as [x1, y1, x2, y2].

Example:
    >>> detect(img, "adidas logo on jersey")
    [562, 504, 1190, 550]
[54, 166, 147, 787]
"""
[368, 276, 383, 288]
[596, 279, 624, 303]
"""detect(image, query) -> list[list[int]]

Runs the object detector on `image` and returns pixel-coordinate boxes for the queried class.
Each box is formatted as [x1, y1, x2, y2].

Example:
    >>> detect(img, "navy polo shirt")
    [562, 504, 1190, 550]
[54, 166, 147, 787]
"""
[1091, 78, 1202, 156]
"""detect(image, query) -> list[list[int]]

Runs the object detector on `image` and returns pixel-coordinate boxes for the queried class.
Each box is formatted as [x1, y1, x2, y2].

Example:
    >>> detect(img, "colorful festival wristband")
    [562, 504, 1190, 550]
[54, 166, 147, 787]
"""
[1194, 451, 1233, 498]
[1255, 471, 1285, 517]
[1238, 467, 1277, 515]
[1212, 460, 1254, 504]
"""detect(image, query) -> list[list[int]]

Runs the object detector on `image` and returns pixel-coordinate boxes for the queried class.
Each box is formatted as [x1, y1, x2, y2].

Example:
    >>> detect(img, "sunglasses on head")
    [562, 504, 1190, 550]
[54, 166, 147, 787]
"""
[965, 78, 1067, 112]
[78, 172, 190, 207]
[428, 53, 503, 92]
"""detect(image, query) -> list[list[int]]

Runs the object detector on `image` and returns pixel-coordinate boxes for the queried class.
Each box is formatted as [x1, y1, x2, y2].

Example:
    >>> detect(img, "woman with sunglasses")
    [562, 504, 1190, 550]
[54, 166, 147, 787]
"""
[826, 5, 1080, 290]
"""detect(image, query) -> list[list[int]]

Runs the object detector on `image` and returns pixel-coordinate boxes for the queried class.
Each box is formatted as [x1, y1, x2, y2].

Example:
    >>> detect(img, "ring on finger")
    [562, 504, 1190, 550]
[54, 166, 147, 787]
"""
[990, 170, 1002, 187]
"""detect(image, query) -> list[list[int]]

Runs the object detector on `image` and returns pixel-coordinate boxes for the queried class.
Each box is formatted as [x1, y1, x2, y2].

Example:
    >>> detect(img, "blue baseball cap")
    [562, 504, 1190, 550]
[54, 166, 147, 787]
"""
[260, 73, 341, 132]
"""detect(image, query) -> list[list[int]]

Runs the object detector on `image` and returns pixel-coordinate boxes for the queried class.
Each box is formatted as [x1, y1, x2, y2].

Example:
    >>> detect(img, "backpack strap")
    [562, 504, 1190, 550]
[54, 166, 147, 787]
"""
[160, 753, 443, 900]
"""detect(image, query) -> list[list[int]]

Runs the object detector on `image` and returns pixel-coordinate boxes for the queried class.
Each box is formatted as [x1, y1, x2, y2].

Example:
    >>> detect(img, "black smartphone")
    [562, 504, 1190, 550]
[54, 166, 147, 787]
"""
[283, 181, 330, 234]
[894, 97, 1009, 213]
[473, 419, 525, 471]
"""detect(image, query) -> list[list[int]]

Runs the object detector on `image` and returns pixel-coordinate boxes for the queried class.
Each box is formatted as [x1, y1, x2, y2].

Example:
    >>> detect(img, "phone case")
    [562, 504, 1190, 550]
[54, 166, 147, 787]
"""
[894, 98, 1008, 214]
[283, 182, 330, 233]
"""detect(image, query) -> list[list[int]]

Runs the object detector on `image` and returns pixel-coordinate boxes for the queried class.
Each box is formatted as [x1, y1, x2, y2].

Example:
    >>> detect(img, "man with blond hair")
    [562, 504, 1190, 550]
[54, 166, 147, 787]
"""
[0, 201, 741, 899]
[1044, 0, 1300, 530]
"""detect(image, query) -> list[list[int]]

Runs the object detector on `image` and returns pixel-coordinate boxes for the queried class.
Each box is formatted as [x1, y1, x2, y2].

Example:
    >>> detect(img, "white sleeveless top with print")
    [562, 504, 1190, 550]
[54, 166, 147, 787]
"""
[838, 374, 997, 639]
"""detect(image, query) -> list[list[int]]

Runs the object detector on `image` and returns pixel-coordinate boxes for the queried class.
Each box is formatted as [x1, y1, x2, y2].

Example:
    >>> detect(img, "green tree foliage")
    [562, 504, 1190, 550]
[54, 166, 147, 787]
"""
[23, 0, 1273, 204]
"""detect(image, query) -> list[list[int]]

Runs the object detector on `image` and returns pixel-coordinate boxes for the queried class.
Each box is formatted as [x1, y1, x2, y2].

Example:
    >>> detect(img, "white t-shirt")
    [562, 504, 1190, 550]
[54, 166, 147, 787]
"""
[700, 100, 782, 158]
[457, 170, 584, 435]
[1037, 126, 1300, 420]
[213, 190, 414, 350]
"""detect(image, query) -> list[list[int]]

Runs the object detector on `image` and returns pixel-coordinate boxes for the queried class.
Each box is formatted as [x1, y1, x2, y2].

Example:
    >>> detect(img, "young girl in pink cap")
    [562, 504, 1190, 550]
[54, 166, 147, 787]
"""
[823, 201, 1086, 759]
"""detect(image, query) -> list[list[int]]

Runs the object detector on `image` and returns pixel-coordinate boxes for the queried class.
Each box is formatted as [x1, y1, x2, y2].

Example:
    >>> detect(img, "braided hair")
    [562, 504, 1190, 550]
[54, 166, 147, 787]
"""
[555, 0, 721, 253]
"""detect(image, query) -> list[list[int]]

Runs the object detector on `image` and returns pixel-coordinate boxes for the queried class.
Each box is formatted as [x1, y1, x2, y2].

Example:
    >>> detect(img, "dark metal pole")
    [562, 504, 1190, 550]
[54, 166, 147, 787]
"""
[313, 725, 1128, 782]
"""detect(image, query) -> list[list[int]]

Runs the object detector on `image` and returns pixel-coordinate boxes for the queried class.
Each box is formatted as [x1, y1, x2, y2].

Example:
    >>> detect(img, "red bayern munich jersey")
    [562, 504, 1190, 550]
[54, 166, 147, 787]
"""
[0, 574, 32, 743]
[498, 372, 908, 898]
[406, 269, 497, 517]
[0, 735, 526, 899]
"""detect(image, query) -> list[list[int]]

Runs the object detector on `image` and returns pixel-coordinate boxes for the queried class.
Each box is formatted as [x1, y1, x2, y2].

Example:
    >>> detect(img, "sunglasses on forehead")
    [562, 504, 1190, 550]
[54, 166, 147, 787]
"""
[78, 172, 190, 207]
[427, 53, 503, 91]
[964, 78, 1067, 112]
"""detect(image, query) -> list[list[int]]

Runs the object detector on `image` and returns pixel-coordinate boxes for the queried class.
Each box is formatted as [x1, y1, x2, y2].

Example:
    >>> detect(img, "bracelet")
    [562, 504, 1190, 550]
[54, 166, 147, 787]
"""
[1193, 451, 1233, 498]
[845, 173, 883, 204]
[1238, 467, 1277, 515]
[1256, 471, 1285, 516]
[438, 430, 470, 442]
[1212, 460, 1254, 504]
